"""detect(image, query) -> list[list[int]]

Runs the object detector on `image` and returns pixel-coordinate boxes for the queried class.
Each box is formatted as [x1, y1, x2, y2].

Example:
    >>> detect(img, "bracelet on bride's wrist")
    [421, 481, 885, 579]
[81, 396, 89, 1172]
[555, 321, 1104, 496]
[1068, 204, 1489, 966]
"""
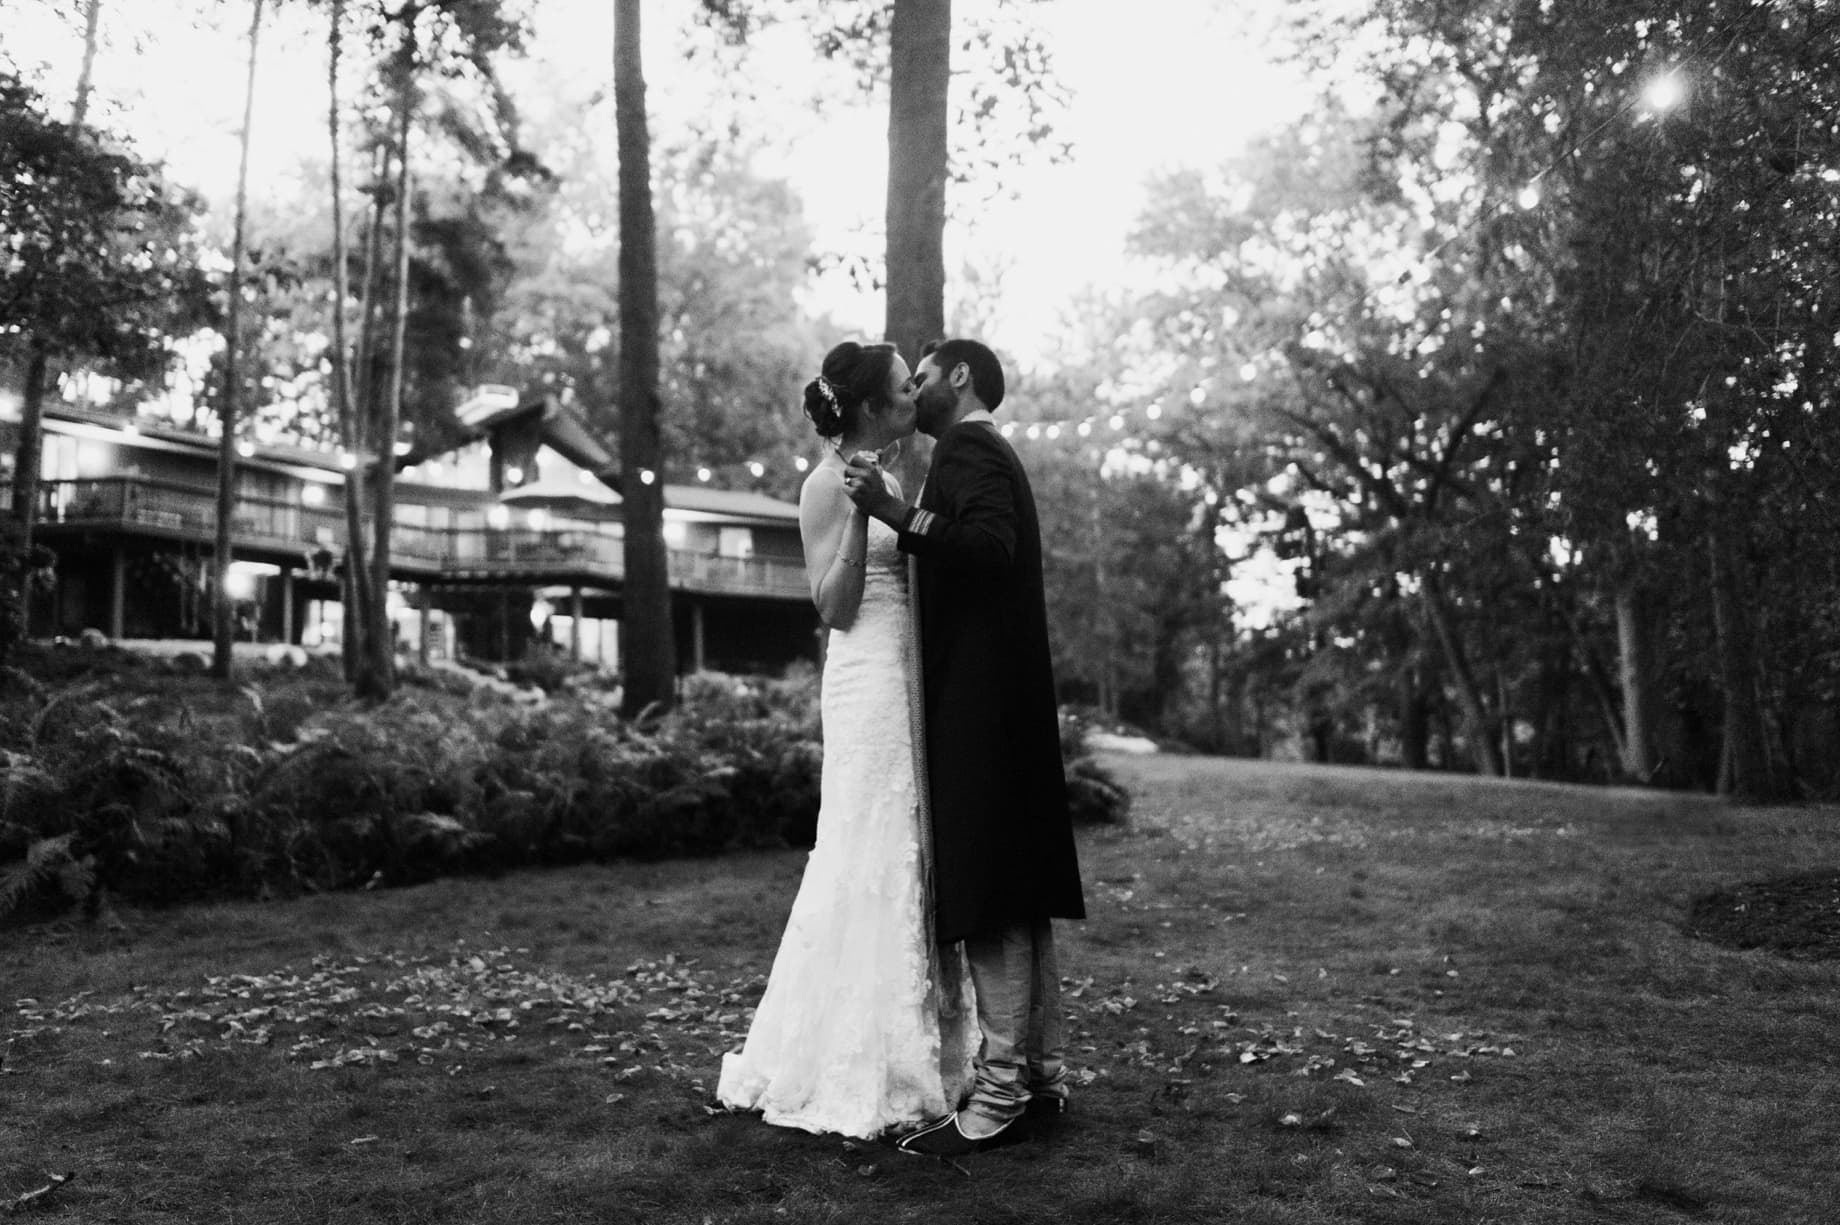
[837, 554, 863, 568]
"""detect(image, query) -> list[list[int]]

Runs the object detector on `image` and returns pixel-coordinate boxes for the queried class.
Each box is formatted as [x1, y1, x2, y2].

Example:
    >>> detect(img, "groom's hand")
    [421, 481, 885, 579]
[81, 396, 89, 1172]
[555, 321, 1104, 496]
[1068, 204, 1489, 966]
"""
[843, 453, 903, 523]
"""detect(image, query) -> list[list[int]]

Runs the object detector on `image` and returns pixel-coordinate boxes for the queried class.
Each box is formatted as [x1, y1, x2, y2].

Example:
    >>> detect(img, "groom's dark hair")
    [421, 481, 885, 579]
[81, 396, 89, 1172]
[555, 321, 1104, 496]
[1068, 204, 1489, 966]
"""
[921, 338, 1005, 412]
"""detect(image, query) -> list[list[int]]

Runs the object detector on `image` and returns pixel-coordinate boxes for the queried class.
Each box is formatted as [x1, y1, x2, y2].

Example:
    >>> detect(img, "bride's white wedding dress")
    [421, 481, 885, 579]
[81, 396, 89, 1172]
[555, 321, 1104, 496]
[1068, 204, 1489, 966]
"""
[717, 513, 977, 1139]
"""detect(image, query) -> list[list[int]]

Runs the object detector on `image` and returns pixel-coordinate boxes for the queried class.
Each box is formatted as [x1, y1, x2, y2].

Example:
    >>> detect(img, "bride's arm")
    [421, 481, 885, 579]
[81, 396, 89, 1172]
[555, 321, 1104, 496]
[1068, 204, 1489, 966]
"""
[799, 468, 870, 630]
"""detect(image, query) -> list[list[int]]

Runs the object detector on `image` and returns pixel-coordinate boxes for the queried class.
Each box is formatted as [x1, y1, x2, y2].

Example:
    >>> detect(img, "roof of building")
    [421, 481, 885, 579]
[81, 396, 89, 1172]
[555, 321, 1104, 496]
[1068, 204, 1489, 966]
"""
[663, 484, 801, 523]
[28, 399, 803, 525]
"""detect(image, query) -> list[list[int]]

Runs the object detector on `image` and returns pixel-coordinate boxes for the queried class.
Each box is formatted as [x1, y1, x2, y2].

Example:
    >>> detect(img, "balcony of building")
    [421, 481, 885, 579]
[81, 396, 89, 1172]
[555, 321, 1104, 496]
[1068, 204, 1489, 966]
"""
[11, 475, 810, 603]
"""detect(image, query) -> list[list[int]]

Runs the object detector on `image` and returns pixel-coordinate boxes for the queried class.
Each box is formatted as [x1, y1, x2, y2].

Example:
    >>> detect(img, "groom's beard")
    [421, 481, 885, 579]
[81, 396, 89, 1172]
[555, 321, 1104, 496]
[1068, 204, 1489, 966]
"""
[917, 384, 957, 434]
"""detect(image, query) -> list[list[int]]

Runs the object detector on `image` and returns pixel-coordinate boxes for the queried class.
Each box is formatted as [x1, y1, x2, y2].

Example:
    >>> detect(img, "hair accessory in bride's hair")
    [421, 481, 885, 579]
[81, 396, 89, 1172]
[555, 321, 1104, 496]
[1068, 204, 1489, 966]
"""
[815, 374, 841, 410]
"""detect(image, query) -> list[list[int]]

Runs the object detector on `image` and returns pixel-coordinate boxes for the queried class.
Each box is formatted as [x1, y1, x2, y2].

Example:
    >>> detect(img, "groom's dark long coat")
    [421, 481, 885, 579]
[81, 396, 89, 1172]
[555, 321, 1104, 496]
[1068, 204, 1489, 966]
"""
[897, 418, 1086, 944]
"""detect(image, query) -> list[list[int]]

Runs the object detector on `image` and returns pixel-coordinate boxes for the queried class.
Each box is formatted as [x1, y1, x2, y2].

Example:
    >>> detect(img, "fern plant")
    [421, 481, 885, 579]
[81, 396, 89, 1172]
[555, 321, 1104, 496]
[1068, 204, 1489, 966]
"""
[0, 833, 96, 921]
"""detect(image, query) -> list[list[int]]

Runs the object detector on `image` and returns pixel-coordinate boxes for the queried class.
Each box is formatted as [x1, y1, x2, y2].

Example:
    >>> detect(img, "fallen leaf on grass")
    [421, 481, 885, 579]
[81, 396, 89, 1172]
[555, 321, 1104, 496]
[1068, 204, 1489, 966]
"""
[348, 1135, 379, 1146]
[4, 1172, 75, 1214]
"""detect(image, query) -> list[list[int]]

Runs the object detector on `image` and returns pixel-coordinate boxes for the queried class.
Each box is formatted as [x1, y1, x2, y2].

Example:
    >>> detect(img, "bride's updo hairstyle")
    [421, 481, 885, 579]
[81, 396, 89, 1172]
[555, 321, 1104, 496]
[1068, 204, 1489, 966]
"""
[803, 341, 899, 440]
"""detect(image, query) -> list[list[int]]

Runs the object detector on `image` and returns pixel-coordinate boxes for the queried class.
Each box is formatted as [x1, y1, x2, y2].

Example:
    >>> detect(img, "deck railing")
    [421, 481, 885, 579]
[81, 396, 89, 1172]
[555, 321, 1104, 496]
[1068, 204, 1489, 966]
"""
[13, 476, 809, 600]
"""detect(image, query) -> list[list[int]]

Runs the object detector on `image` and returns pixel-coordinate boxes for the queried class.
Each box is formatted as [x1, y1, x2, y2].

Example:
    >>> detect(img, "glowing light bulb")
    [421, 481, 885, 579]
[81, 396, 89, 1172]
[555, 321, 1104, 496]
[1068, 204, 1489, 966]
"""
[1517, 183, 1541, 209]
[697, 467, 712, 482]
[639, 469, 656, 485]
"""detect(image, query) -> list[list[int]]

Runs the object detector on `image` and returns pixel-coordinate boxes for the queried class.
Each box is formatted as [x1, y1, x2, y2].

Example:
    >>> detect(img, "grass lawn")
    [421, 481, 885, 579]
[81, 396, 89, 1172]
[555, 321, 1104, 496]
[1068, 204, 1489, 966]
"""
[6, 754, 1839, 1224]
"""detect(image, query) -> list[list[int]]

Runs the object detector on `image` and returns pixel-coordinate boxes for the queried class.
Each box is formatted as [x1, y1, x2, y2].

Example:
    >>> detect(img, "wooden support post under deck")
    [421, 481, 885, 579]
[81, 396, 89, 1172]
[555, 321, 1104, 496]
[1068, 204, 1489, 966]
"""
[109, 547, 126, 640]
[280, 565, 295, 644]
[569, 585, 583, 661]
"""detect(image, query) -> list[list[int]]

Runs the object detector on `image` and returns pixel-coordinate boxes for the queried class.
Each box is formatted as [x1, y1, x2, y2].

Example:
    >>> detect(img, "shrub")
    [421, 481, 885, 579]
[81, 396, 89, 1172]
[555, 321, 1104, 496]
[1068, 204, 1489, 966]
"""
[1066, 754, 1132, 825]
[0, 648, 1128, 918]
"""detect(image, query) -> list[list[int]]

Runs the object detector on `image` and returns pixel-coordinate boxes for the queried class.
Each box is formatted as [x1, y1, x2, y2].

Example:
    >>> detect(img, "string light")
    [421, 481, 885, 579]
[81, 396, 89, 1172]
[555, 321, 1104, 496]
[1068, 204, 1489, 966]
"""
[639, 469, 656, 485]
[747, 461, 765, 478]
[697, 466, 712, 482]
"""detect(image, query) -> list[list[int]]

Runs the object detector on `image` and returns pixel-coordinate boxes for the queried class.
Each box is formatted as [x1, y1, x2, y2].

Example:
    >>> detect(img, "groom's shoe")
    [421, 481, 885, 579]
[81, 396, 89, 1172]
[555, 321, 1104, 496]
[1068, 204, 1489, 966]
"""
[895, 1110, 1027, 1158]
[1024, 1092, 1069, 1136]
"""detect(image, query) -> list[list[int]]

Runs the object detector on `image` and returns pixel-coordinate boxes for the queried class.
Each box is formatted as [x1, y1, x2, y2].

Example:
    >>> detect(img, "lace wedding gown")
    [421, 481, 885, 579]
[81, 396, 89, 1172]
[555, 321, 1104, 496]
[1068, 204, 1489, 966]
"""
[717, 514, 977, 1139]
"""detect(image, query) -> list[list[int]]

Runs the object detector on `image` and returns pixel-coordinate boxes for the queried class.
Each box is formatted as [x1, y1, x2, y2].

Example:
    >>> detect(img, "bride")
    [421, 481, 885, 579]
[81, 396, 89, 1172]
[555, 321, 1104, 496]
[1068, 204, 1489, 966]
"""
[716, 341, 977, 1139]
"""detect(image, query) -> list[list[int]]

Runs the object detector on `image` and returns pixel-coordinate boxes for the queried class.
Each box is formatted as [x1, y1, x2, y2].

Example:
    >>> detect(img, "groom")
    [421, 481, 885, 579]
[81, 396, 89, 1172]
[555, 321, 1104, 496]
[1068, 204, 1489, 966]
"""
[844, 338, 1086, 1156]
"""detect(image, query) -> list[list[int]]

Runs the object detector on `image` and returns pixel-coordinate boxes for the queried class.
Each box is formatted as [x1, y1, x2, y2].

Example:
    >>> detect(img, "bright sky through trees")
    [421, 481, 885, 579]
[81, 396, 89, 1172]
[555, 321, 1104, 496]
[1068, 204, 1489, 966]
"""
[2, 0, 1311, 366]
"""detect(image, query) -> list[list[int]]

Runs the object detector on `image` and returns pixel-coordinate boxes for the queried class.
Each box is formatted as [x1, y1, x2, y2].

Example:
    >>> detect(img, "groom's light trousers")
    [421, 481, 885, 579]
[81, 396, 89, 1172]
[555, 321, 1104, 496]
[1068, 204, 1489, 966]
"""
[962, 918, 1067, 1123]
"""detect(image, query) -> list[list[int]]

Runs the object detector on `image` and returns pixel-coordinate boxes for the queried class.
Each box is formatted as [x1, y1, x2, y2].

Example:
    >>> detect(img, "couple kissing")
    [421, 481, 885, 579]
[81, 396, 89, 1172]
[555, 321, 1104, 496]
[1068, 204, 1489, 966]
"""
[716, 338, 1087, 1158]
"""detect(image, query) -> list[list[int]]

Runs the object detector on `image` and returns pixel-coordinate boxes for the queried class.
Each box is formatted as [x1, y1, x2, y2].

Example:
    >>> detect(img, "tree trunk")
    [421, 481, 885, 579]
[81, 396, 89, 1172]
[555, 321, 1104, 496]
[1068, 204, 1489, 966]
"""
[885, 0, 950, 358]
[1708, 526, 1771, 798]
[1614, 580, 1658, 781]
[1399, 660, 1430, 771]
[1495, 665, 1513, 778]
[327, 0, 372, 676]
[615, 0, 676, 718]
[362, 54, 413, 699]
[71, 0, 102, 127]
[214, 0, 264, 681]
[343, 143, 389, 681]
[1421, 574, 1505, 775]
[883, 0, 950, 495]
[11, 342, 50, 639]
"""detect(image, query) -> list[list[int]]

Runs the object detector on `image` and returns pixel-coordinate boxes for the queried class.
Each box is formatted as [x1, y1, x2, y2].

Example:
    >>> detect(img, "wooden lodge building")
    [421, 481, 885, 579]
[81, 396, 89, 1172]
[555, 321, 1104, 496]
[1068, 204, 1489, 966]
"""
[0, 388, 821, 676]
